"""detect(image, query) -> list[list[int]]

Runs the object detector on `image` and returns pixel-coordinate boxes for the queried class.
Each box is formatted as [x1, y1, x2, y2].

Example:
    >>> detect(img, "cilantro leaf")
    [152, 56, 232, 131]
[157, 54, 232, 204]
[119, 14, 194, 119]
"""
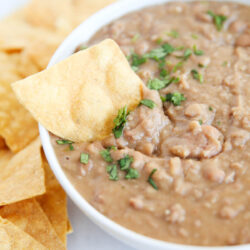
[140, 99, 156, 109]
[112, 106, 129, 138]
[129, 53, 147, 71]
[144, 43, 175, 61]
[182, 49, 192, 60]
[193, 45, 204, 56]
[191, 69, 203, 83]
[125, 168, 139, 179]
[172, 61, 184, 73]
[100, 149, 113, 163]
[167, 30, 179, 38]
[147, 76, 179, 90]
[207, 10, 227, 31]
[118, 155, 134, 171]
[56, 139, 73, 145]
[163, 92, 186, 106]
[80, 153, 89, 164]
[106, 164, 118, 181]
[148, 168, 158, 190]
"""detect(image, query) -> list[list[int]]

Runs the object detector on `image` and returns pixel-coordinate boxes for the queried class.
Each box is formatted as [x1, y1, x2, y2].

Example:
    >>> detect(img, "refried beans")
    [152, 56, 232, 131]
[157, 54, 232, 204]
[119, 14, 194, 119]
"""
[51, 1, 250, 246]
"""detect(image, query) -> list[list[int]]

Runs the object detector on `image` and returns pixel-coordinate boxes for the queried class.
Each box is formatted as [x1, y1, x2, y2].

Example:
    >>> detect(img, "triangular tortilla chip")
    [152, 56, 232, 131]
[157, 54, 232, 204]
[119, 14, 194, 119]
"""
[0, 137, 45, 205]
[0, 216, 46, 249]
[36, 155, 67, 245]
[67, 220, 73, 234]
[0, 199, 65, 249]
[12, 39, 142, 142]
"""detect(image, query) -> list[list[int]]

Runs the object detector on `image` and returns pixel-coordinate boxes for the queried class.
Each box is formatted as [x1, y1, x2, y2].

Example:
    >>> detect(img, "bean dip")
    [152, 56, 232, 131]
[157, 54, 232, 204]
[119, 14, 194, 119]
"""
[52, 1, 250, 246]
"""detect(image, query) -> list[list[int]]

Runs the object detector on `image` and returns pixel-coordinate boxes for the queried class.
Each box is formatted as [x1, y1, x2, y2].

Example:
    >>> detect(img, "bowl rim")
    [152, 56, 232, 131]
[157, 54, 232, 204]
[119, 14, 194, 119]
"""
[39, 0, 250, 249]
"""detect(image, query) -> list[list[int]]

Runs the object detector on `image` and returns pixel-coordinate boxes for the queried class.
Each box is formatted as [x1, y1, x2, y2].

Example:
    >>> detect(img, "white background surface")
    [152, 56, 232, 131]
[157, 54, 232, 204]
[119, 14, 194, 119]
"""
[0, 0, 132, 249]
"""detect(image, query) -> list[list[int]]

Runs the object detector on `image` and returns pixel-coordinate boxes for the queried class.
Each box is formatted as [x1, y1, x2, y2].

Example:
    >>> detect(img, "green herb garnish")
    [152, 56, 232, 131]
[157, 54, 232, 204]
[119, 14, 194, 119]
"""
[191, 34, 199, 39]
[209, 106, 213, 111]
[80, 153, 89, 164]
[112, 106, 129, 138]
[181, 49, 192, 60]
[147, 76, 179, 90]
[145, 43, 175, 61]
[106, 164, 118, 181]
[125, 168, 139, 179]
[156, 37, 163, 44]
[79, 45, 88, 50]
[207, 10, 227, 31]
[118, 155, 134, 171]
[130, 53, 147, 71]
[191, 69, 203, 83]
[172, 61, 183, 73]
[167, 30, 179, 38]
[131, 33, 140, 43]
[56, 139, 74, 150]
[148, 169, 158, 190]
[193, 45, 204, 56]
[56, 139, 73, 145]
[198, 63, 204, 68]
[162, 92, 186, 106]
[199, 119, 203, 125]
[140, 99, 156, 109]
[100, 149, 113, 163]
[222, 61, 228, 67]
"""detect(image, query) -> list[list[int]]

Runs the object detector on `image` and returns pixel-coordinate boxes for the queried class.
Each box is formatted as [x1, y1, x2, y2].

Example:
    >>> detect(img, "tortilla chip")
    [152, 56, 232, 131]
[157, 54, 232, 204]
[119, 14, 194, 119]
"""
[0, 80, 38, 152]
[67, 220, 73, 234]
[0, 138, 6, 149]
[12, 39, 143, 142]
[36, 155, 67, 244]
[0, 216, 46, 249]
[0, 137, 45, 205]
[0, 199, 65, 249]
[14, 0, 115, 36]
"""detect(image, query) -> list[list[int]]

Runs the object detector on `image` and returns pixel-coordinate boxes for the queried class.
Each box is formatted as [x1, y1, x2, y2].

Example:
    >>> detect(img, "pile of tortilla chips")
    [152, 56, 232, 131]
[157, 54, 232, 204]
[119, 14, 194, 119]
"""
[0, 0, 114, 248]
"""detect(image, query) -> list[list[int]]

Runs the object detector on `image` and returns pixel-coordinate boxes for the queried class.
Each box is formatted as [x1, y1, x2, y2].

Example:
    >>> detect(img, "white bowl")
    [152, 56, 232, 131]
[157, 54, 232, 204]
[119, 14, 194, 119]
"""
[39, 0, 250, 249]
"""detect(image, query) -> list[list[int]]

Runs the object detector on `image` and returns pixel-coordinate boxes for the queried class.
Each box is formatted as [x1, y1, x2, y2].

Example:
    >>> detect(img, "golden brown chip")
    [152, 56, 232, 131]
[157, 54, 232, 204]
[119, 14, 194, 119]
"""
[14, 0, 115, 36]
[36, 155, 67, 244]
[0, 137, 45, 205]
[0, 216, 46, 249]
[0, 199, 65, 249]
[0, 80, 38, 152]
[0, 137, 6, 149]
[67, 220, 73, 234]
[12, 39, 143, 142]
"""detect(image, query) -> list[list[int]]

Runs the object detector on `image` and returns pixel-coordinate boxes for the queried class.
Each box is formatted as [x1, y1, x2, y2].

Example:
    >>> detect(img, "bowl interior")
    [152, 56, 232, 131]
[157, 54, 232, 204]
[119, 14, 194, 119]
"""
[39, 0, 250, 249]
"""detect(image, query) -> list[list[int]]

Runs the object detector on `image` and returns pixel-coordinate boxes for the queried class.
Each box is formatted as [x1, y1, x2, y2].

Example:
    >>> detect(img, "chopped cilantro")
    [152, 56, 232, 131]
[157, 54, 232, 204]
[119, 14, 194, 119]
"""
[199, 119, 203, 125]
[125, 168, 139, 179]
[113, 106, 129, 138]
[156, 37, 163, 44]
[106, 164, 118, 181]
[80, 153, 89, 164]
[79, 45, 88, 50]
[160, 68, 168, 77]
[107, 145, 117, 151]
[193, 45, 204, 56]
[167, 30, 179, 38]
[175, 46, 185, 51]
[172, 61, 183, 73]
[222, 61, 228, 67]
[147, 76, 178, 90]
[118, 155, 133, 171]
[56, 139, 73, 145]
[207, 10, 227, 31]
[140, 99, 156, 109]
[148, 169, 158, 190]
[163, 92, 186, 106]
[131, 33, 140, 43]
[209, 106, 213, 111]
[191, 34, 199, 39]
[145, 43, 175, 61]
[182, 49, 192, 60]
[198, 63, 204, 68]
[129, 53, 147, 71]
[100, 149, 113, 163]
[217, 121, 221, 126]
[69, 144, 74, 151]
[191, 69, 203, 83]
